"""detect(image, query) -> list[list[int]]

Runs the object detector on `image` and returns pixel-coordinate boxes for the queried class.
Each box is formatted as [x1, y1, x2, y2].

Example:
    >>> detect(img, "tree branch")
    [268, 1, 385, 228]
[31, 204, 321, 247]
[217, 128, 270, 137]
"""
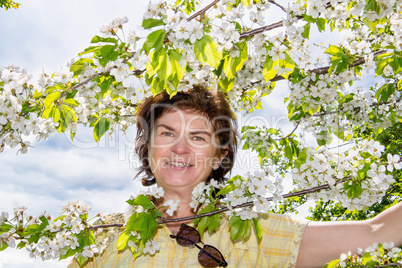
[311, 85, 401, 119]
[89, 179, 345, 229]
[157, 179, 346, 224]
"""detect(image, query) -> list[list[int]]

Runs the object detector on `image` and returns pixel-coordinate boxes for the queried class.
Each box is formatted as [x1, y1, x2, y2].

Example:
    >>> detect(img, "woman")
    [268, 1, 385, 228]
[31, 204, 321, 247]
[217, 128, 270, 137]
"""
[69, 85, 402, 267]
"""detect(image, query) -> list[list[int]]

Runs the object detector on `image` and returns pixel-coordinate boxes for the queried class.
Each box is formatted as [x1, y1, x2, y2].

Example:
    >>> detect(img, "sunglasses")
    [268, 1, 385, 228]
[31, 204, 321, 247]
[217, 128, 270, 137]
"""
[170, 224, 228, 267]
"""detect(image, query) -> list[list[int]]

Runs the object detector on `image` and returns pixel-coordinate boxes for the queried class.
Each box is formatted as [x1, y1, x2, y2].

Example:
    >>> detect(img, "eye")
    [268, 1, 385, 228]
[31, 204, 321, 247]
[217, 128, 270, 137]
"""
[192, 136, 206, 142]
[161, 132, 174, 137]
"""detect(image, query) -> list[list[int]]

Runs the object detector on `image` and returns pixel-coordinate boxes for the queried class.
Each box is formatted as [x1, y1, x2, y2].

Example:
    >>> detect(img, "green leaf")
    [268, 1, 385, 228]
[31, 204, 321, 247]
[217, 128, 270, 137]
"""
[266, 128, 279, 135]
[0, 242, 8, 251]
[323, 259, 340, 268]
[47, 106, 61, 122]
[21, 224, 40, 237]
[197, 215, 209, 237]
[241, 126, 256, 132]
[70, 58, 93, 76]
[93, 117, 110, 142]
[228, 215, 251, 241]
[149, 47, 171, 79]
[218, 76, 235, 93]
[316, 18, 326, 32]
[59, 248, 78, 260]
[44, 91, 61, 108]
[0, 223, 13, 233]
[208, 213, 221, 235]
[284, 143, 293, 161]
[252, 218, 262, 242]
[91, 35, 118, 44]
[16, 241, 26, 250]
[365, 0, 381, 13]
[117, 232, 131, 251]
[317, 139, 327, 146]
[149, 76, 167, 95]
[61, 105, 77, 126]
[125, 212, 158, 241]
[241, 0, 251, 7]
[126, 194, 155, 210]
[142, 18, 164, 29]
[142, 29, 167, 54]
[344, 182, 363, 199]
[78, 45, 102, 56]
[301, 23, 310, 39]
[263, 56, 277, 81]
[375, 55, 393, 77]
[325, 45, 343, 56]
[363, 18, 378, 32]
[216, 182, 236, 196]
[63, 98, 80, 107]
[375, 83, 395, 102]
[76, 255, 88, 266]
[99, 45, 119, 67]
[0, 0, 20, 11]
[168, 49, 185, 82]
[194, 34, 222, 69]
[222, 42, 248, 79]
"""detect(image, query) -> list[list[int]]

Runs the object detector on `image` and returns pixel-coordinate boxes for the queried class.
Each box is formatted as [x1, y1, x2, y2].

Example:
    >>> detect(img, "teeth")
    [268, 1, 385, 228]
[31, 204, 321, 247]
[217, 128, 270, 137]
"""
[168, 162, 191, 167]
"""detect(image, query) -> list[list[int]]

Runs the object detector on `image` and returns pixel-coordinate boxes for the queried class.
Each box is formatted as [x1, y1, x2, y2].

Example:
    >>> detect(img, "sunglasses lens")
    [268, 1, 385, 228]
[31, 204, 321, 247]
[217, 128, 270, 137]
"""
[198, 245, 227, 267]
[176, 225, 201, 246]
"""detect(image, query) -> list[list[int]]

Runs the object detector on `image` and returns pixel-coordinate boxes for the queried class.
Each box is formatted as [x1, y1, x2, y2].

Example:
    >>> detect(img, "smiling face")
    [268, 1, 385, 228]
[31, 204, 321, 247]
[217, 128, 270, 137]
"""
[148, 109, 224, 191]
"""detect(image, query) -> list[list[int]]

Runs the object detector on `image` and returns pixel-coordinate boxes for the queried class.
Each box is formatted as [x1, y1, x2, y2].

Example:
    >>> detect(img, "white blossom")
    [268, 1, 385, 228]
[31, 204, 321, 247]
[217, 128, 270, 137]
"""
[143, 240, 160, 255]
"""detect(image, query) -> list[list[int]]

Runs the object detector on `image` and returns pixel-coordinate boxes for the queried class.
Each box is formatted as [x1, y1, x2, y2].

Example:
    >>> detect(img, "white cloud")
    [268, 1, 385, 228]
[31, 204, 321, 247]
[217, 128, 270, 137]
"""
[0, 0, 148, 73]
[0, 1, 148, 265]
[0, 248, 71, 268]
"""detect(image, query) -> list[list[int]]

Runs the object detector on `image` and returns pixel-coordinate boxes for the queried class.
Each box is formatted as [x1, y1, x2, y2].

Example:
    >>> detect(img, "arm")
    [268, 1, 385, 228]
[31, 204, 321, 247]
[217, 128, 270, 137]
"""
[296, 202, 402, 268]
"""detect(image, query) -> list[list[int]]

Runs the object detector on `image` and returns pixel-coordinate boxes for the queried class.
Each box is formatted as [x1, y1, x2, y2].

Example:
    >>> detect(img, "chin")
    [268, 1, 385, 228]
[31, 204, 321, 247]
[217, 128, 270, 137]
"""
[157, 174, 204, 189]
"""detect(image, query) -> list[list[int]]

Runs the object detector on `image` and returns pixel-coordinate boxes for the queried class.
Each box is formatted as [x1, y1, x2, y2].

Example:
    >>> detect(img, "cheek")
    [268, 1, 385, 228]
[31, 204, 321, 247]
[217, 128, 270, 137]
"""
[148, 147, 160, 172]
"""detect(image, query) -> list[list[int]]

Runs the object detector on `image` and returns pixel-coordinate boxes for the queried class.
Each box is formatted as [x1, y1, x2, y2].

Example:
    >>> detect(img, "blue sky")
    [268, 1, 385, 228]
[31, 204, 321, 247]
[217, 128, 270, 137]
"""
[0, 0, 307, 266]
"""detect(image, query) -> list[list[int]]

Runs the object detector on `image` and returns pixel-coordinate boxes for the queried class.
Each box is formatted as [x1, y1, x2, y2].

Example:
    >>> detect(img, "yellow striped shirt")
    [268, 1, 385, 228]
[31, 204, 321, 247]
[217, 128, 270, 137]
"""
[68, 213, 307, 268]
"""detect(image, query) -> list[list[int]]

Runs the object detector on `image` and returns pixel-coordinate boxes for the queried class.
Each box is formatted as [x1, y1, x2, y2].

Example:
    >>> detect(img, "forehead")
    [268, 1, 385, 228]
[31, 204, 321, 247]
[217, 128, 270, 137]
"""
[155, 109, 213, 131]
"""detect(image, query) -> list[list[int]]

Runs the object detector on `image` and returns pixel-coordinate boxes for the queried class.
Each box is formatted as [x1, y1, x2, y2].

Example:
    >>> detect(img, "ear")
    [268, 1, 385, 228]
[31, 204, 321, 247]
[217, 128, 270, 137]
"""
[212, 146, 229, 170]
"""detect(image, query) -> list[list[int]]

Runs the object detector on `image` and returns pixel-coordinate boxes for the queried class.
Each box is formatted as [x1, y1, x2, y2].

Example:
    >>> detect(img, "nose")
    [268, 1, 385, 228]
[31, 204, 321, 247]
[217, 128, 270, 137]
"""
[171, 135, 191, 155]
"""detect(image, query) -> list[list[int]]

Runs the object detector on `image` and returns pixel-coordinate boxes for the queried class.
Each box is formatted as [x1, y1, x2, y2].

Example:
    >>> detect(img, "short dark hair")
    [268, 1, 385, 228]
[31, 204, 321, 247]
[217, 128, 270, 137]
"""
[135, 84, 238, 186]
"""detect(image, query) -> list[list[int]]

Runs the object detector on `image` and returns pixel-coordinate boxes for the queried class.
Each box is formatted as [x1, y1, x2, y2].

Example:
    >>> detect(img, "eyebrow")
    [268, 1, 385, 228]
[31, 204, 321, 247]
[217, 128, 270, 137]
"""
[155, 124, 213, 136]
[156, 124, 175, 132]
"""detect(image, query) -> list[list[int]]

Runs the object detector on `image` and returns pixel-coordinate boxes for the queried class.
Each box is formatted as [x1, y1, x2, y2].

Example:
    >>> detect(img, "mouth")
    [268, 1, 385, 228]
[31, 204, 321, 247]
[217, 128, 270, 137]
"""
[166, 161, 193, 168]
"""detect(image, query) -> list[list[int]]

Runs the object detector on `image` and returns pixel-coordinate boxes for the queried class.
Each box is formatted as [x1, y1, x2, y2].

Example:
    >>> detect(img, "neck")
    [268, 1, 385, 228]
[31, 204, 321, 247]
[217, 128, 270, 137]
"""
[157, 189, 197, 234]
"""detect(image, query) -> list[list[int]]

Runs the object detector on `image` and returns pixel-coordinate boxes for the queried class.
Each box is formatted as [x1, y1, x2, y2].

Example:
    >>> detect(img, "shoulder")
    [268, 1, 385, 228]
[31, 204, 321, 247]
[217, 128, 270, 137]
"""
[95, 212, 125, 225]
[67, 213, 125, 268]
[256, 212, 309, 239]
[257, 212, 308, 225]
[257, 212, 309, 267]
[92, 212, 125, 242]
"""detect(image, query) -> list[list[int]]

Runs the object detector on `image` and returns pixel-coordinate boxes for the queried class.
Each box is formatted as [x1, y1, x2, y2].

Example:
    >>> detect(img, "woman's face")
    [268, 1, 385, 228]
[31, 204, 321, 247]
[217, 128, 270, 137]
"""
[148, 109, 222, 192]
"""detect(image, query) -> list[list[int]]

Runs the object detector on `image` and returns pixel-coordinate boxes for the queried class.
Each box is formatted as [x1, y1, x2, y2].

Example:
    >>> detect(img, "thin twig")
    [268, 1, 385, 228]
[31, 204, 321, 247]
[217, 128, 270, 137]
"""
[70, 70, 109, 91]
[311, 91, 402, 118]
[70, 68, 144, 91]
[328, 142, 354, 150]
[285, 121, 300, 139]
[376, 264, 402, 268]
[268, 0, 286, 12]
[187, 0, 220, 21]
[240, 21, 284, 39]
